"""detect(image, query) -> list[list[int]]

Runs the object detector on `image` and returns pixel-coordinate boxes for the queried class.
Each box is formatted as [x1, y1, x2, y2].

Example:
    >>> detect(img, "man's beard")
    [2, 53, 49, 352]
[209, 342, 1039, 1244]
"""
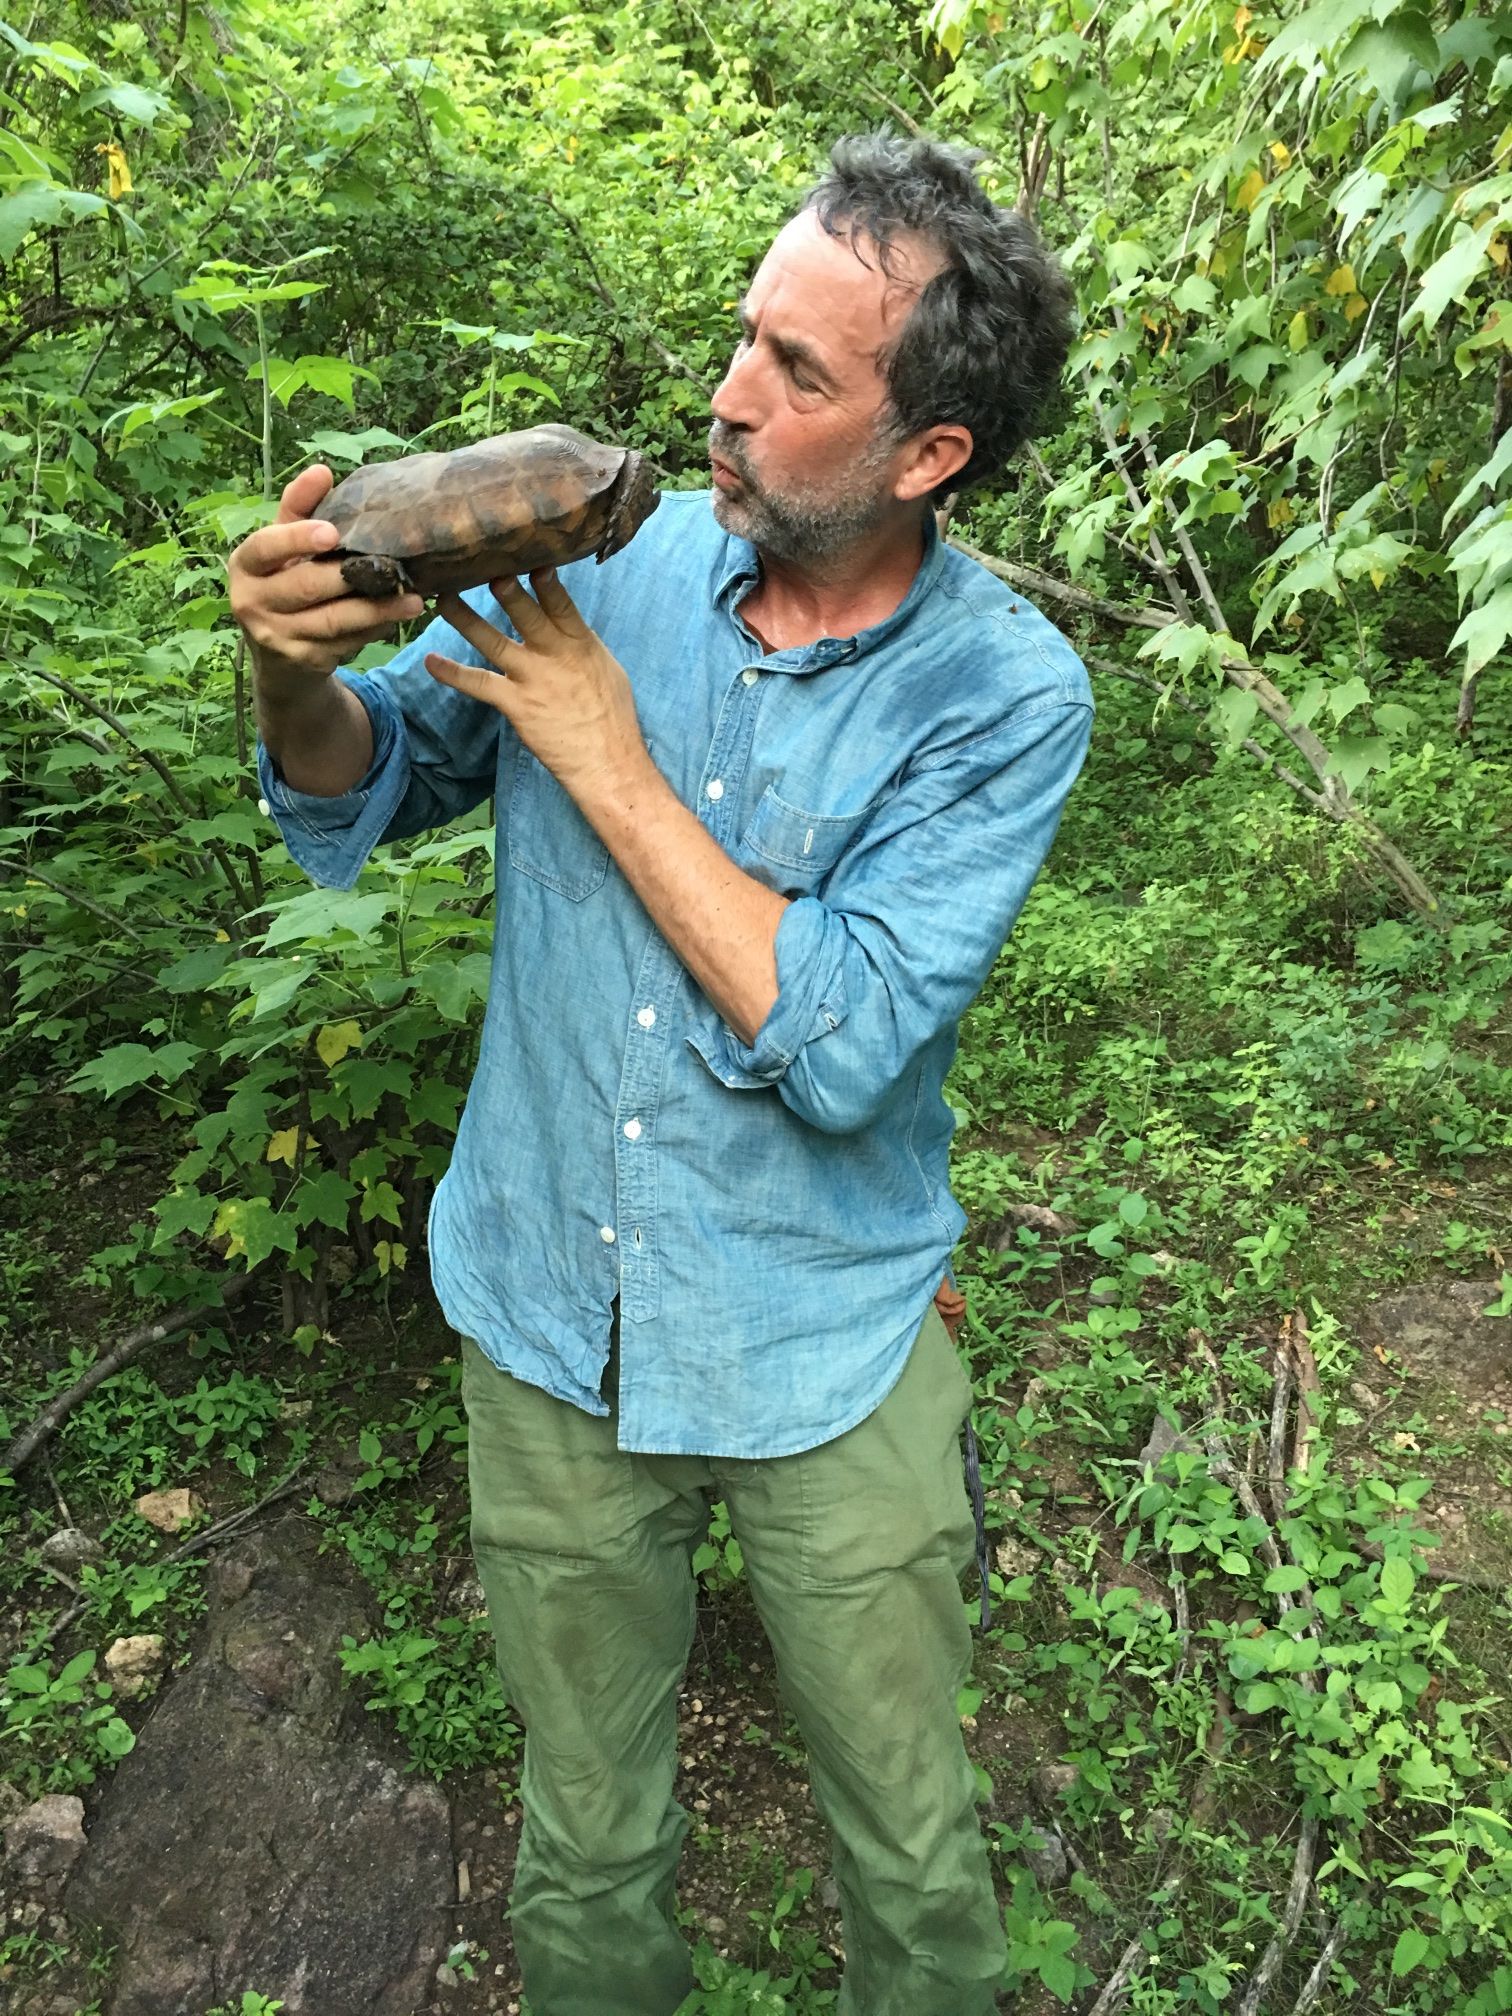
[707, 421, 899, 565]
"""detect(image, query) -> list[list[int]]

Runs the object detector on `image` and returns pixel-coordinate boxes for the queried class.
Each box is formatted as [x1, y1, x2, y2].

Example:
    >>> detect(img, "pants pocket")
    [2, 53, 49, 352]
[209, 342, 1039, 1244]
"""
[461, 1336, 642, 1567]
[798, 1306, 975, 1592]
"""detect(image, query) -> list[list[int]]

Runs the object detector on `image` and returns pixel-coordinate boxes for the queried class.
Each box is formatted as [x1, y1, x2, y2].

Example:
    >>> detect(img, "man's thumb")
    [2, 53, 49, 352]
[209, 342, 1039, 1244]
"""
[275, 463, 335, 525]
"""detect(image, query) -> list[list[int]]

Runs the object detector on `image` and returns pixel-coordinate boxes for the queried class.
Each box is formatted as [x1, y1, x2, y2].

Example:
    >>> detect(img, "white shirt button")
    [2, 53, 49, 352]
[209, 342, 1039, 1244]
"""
[622, 1117, 642, 1141]
[257, 797, 272, 817]
[599, 1225, 616, 1244]
[705, 778, 724, 801]
[741, 668, 759, 686]
[636, 1005, 657, 1029]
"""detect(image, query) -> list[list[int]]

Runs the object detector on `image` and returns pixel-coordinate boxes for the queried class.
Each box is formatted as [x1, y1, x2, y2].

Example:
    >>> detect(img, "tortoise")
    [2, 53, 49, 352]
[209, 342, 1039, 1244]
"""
[313, 423, 660, 599]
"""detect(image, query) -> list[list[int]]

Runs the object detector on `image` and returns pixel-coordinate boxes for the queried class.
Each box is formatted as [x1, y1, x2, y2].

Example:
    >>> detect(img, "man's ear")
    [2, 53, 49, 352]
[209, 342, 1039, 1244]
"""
[893, 423, 973, 505]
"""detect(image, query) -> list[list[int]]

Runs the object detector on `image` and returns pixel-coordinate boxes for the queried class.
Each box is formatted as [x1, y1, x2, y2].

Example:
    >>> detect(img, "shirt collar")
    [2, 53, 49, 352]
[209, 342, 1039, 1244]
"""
[714, 506, 945, 677]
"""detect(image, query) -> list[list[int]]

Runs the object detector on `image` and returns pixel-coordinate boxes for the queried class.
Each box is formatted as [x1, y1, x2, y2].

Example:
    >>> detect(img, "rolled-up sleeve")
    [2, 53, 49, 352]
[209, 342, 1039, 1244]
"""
[687, 697, 1092, 1135]
[256, 591, 512, 890]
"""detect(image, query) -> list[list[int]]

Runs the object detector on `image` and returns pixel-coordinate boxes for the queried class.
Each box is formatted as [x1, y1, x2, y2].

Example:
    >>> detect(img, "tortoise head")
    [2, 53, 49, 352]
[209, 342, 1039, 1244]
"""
[595, 450, 660, 563]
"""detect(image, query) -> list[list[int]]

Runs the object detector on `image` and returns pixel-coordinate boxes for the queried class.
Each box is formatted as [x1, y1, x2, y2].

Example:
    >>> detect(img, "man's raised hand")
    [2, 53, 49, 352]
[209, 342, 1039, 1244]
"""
[228, 464, 425, 683]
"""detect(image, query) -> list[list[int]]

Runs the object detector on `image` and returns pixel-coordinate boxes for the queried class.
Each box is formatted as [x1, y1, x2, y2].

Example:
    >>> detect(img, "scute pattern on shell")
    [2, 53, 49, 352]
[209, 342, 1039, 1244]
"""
[314, 423, 661, 599]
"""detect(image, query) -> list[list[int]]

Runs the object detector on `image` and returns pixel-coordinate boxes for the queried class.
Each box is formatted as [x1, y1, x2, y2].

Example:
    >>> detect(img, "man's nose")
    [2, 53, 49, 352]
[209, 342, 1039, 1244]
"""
[710, 343, 761, 430]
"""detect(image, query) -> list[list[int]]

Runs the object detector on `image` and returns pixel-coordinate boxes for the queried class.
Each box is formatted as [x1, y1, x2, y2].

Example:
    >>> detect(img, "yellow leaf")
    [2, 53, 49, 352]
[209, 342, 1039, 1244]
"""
[1344, 293, 1368, 322]
[1287, 308, 1310, 351]
[316, 1019, 363, 1068]
[1369, 567, 1387, 589]
[1324, 263, 1356, 296]
[375, 1240, 408, 1277]
[1236, 168, 1265, 212]
[215, 928, 230, 943]
[1267, 495, 1294, 528]
[1234, 3, 1252, 29]
[212, 1200, 246, 1261]
[1491, 234, 1509, 272]
[266, 1126, 301, 1167]
[95, 140, 132, 200]
[1269, 141, 1291, 168]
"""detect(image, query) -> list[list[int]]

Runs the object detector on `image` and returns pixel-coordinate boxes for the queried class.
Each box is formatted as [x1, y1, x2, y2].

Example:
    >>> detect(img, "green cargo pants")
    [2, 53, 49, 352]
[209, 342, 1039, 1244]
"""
[460, 1304, 1005, 2016]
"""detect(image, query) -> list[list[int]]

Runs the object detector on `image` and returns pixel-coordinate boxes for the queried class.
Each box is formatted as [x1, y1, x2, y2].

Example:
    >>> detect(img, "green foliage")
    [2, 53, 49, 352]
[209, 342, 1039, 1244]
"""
[0, 1648, 136, 1797]
[2, 1, 1511, 2009]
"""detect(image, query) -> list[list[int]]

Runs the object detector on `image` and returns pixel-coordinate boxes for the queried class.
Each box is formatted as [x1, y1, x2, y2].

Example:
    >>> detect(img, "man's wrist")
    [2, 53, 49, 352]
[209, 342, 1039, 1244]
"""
[563, 736, 663, 826]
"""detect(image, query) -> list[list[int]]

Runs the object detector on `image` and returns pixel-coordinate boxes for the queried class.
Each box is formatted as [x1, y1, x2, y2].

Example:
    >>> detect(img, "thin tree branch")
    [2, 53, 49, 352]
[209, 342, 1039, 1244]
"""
[950, 536, 1177, 629]
[2, 1272, 263, 1477]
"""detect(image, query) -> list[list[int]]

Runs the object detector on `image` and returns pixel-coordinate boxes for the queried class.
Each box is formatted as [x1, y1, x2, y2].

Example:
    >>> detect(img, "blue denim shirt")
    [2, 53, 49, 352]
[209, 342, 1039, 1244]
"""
[258, 491, 1092, 1456]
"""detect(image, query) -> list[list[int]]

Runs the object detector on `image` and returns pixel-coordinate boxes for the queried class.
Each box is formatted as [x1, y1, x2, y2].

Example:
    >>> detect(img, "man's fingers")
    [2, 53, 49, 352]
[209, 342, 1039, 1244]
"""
[232, 517, 342, 581]
[487, 574, 552, 644]
[274, 463, 334, 525]
[438, 592, 523, 673]
[425, 652, 515, 716]
[529, 566, 586, 634]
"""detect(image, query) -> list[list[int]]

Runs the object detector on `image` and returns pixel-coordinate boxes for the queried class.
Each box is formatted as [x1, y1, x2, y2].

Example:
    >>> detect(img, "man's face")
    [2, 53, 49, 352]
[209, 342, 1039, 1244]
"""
[707, 209, 941, 564]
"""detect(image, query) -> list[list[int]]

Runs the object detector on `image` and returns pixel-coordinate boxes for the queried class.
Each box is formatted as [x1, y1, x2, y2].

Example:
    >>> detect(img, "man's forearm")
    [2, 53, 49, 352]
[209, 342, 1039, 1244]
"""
[575, 749, 786, 1046]
[254, 655, 374, 798]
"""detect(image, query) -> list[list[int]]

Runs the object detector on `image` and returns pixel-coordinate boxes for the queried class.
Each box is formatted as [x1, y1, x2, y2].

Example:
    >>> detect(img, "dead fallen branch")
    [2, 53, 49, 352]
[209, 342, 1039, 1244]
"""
[1086, 1689, 1233, 2015]
[1288, 1913, 1352, 2015]
[1, 1272, 261, 1477]
[1236, 1809, 1322, 2016]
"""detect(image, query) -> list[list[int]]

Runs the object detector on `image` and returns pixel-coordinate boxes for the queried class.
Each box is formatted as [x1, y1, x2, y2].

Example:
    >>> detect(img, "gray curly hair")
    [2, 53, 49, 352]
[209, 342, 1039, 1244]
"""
[800, 133, 1074, 502]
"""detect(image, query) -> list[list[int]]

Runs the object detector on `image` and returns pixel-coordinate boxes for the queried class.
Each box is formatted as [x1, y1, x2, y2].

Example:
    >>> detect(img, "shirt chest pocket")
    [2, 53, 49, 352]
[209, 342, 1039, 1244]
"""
[739, 785, 883, 898]
[507, 749, 609, 901]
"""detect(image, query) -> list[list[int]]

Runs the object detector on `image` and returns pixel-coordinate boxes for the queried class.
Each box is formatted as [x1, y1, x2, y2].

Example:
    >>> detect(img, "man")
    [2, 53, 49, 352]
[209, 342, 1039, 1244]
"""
[230, 134, 1091, 2016]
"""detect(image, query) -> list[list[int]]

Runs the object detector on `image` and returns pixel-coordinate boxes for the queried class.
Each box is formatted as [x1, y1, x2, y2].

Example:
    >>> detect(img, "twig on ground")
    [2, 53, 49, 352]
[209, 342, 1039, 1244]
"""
[1, 1272, 261, 1477]
[1291, 1310, 1320, 1474]
[1170, 1561, 1191, 1683]
[1287, 1913, 1351, 2015]
[1268, 1327, 1294, 1523]
[1086, 1688, 1234, 2014]
[1236, 1810, 1321, 2016]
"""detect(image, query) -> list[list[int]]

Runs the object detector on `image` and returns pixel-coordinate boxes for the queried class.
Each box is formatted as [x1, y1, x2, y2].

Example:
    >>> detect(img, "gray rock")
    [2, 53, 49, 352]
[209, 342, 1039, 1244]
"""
[1033, 1763, 1080, 1805]
[1138, 1412, 1195, 1469]
[4, 1795, 87, 1882]
[39, 1527, 104, 1569]
[64, 1516, 453, 2016]
[1022, 1823, 1069, 1889]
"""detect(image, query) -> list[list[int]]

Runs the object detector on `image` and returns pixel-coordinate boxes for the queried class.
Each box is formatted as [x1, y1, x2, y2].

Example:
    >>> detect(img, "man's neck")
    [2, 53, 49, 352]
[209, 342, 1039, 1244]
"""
[739, 510, 929, 654]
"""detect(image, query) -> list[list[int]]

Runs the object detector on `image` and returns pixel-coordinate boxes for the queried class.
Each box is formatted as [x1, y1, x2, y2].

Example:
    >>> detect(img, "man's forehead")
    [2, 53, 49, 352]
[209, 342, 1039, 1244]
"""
[755, 209, 941, 332]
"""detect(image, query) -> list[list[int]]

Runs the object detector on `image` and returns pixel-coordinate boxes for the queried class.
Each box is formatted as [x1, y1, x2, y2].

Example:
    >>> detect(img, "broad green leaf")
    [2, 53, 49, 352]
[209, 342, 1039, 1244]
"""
[1449, 582, 1512, 678]
[1264, 1564, 1310, 1592]
[1443, 428, 1512, 530]
[291, 1169, 358, 1232]
[297, 427, 409, 465]
[1391, 1927, 1430, 1976]
[1340, 15, 1440, 100]
[212, 1196, 297, 1268]
[1379, 1554, 1416, 1607]
[78, 80, 170, 124]
[1410, 220, 1497, 334]
[261, 887, 395, 949]
[0, 178, 108, 260]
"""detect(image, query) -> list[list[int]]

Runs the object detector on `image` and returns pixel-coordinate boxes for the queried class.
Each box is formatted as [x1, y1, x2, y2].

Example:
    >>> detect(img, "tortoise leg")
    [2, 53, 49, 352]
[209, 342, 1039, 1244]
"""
[339, 553, 409, 599]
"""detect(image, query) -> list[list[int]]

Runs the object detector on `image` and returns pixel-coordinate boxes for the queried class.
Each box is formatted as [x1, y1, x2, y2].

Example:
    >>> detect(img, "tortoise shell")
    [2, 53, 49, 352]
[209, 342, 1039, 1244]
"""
[313, 423, 660, 599]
